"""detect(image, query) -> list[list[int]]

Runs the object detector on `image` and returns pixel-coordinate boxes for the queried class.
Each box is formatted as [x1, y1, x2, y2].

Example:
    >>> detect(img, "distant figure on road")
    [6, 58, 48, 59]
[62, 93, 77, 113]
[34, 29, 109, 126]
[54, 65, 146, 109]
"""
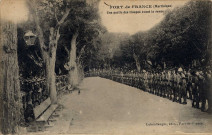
[120, 71, 124, 83]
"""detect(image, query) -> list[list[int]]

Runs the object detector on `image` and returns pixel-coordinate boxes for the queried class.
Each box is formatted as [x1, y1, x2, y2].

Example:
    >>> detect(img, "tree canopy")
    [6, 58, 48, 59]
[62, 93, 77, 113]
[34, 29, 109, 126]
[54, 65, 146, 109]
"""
[109, 0, 211, 71]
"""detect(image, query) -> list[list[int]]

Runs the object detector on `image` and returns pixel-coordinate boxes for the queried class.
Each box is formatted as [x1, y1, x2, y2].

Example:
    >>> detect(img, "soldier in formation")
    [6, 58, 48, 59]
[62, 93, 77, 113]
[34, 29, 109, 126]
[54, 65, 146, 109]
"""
[86, 67, 212, 113]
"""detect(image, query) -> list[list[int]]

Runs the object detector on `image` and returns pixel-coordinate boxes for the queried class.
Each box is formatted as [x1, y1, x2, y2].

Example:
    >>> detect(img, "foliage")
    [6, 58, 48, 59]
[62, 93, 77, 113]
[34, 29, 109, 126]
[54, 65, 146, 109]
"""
[110, 0, 211, 70]
[57, 0, 107, 72]
[18, 0, 106, 76]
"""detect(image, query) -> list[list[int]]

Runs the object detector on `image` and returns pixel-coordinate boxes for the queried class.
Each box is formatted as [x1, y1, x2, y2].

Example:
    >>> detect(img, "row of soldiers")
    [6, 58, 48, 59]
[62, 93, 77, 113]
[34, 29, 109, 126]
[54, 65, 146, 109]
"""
[85, 68, 212, 113]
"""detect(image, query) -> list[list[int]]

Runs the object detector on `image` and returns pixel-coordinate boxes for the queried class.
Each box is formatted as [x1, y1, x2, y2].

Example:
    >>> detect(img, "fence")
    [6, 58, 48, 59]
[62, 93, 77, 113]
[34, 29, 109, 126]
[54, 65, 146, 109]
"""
[20, 75, 69, 116]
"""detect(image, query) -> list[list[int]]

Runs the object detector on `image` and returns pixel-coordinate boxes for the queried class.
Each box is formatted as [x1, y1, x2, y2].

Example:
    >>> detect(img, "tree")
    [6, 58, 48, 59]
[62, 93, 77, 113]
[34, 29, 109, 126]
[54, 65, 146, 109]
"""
[0, 17, 21, 134]
[110, 1, 211, 71]
[91, 33, 128, 69]
[27, 0, 72, 104]
[131, 32, 148, 71]
[113, 32, 147, 72]
[60, 0, 106, 87]
[143, 0, 211, 69]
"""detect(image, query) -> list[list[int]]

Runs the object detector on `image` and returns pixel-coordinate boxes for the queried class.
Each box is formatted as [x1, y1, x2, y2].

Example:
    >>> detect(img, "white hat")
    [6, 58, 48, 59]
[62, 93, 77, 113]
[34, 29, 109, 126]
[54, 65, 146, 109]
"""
[24, 30, 36, 37]
[195, 72, 200, 76]
[178, 67, 183, 72]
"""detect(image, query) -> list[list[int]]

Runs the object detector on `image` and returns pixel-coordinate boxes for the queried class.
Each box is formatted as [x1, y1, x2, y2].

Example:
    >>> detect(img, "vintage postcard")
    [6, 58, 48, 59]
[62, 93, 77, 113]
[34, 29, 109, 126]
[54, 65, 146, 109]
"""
[0, 0, 211, 134]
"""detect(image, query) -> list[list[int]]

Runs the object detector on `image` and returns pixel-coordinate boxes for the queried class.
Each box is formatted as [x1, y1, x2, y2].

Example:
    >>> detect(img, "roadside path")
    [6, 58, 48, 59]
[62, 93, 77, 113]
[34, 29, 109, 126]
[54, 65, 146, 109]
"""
[47, 77, 212, 134]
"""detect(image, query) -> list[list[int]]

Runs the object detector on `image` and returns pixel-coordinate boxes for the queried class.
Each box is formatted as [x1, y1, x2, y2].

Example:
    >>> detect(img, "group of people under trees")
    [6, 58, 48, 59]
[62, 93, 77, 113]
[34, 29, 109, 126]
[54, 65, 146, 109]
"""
[86, 67, 212, 113]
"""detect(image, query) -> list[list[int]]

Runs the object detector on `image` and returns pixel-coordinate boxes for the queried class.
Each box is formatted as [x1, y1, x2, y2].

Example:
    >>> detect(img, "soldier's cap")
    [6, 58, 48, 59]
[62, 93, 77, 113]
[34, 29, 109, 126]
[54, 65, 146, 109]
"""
[195, 72, 200, 76]
[178, 67, 183, 72]
[199, 71, 203, 74]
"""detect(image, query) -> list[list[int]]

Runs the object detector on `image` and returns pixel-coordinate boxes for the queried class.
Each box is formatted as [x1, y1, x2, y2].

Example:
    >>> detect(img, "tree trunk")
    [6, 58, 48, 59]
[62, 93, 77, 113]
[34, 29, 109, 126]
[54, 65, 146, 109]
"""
[27, 1, 70, 104]
[68, 32, 79, 87]
[133, 53, 141, 72]
[46, 50, 57, 104]
[29, 6, 58, 104]
[0, 21, 21, 134]
[45, 29, 59, 104]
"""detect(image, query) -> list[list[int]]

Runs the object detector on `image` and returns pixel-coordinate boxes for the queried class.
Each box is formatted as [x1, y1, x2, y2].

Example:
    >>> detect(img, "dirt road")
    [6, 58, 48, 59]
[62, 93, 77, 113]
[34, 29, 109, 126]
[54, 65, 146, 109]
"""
[48, 77, 212, 134]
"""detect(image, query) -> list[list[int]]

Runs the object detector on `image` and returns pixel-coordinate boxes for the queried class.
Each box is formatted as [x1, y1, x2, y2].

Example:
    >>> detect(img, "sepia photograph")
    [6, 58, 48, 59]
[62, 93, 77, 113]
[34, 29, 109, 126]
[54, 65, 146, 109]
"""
[0, 0, 212, 134]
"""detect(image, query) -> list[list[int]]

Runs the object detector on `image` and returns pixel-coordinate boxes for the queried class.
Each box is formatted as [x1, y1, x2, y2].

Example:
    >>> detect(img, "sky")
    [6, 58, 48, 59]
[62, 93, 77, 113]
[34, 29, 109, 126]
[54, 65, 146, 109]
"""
[99, 0, 189, 35]
[0, 0, 188, 32]
[0, 0, 29, 23]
